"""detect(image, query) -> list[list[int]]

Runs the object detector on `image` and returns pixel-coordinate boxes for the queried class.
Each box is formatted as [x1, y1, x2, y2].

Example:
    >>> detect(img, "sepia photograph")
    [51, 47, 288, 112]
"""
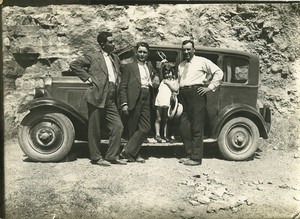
[1, 1, 300, 218]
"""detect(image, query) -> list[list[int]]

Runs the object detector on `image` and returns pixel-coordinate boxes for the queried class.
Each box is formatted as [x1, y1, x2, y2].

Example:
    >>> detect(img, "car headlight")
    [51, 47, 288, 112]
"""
[29, 88, 45, 98]
[44, 76, 52, 86]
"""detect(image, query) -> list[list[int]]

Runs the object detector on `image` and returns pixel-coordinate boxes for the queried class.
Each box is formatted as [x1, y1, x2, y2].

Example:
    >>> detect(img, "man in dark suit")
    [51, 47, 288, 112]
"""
[70, 31, 126, 166]
[119, 42, 159, 163]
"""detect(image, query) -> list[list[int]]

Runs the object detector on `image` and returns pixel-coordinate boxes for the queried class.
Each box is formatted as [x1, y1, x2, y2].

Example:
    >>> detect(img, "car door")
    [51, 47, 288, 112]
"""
[219, 55, 258, 110]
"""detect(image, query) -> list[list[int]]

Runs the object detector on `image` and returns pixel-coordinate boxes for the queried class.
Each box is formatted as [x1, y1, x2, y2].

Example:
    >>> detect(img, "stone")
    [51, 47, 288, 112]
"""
[271, 63, 282, 74]
[279, 184, 289, 189]
[257, 186, 264, 191]
[246, 199, 254, 206]
[189, 200, 200, 206]
[197, 196, 211, 204]
[212, 187, 227, 197]
[293, 195, 300, 201]
[170, 208, 177, 213]
[195, 186, 206, 192]
[232, 207, 239, 213]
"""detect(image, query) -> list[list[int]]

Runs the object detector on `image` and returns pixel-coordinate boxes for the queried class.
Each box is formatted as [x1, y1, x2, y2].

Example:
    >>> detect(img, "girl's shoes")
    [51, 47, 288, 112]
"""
[155, 136, 164, 143]
[162, 136, 170, 142]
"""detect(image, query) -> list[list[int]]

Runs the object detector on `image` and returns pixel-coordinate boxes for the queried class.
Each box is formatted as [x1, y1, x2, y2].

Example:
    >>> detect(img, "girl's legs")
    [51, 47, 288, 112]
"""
[154, 107, 163, 143]
[161, 107, 170, 142]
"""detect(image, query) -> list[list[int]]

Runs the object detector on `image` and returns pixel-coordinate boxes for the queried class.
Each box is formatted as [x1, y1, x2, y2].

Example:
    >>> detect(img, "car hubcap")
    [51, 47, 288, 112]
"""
[36, 127, 56, 146]
[227, 125, 251, 152]
[29, 120, 64, 154]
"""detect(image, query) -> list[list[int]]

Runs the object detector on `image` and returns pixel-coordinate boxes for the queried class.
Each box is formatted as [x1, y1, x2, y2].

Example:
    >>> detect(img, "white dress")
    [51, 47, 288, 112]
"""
[155, 80, 173, 107]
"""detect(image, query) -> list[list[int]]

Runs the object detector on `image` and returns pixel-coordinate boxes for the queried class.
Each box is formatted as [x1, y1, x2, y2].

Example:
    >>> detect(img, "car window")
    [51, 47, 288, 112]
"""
[194, 52, 219, 65]
[149, 49, 179, 79]
[118, 47, 180, 80]
[223, 56, 249, 83]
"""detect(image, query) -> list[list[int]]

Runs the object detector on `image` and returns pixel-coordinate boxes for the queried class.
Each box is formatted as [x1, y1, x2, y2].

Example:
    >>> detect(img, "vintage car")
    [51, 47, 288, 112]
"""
[17, 45, 271, 162]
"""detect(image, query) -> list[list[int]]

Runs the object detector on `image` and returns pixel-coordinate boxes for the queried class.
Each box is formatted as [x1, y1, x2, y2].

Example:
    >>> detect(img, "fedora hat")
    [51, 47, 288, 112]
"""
[168, 95, 183, 118]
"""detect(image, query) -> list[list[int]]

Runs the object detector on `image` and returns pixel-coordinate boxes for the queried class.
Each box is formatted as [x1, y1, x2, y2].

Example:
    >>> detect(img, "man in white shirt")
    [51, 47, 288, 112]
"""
[177, 40, 223, 166]
[70, 31, 126, 166]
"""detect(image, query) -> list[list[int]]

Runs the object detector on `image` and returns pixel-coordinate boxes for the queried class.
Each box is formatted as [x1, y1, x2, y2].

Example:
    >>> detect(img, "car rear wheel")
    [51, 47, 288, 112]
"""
[218, 117, 259, 161]
[18, 110, 75, 162]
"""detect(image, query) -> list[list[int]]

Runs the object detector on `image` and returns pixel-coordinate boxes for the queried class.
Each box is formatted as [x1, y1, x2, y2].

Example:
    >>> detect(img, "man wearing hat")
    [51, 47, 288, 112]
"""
[177, 39, 224, 166]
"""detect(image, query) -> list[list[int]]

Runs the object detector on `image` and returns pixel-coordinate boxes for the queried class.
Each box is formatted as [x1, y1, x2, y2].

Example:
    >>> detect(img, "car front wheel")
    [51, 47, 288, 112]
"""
[218, 117, 259, 161]
[18, 110, 75, 162]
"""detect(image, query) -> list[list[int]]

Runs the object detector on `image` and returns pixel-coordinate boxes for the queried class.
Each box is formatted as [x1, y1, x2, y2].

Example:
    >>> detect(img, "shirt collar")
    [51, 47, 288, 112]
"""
[187, 55, 195, 63]
[102, 51, 109, 57]
[137, 60, 147, 66]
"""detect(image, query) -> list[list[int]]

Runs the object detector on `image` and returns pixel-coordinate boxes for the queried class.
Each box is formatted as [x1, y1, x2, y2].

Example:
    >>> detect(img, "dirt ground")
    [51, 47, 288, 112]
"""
[3, 137, 300, 219]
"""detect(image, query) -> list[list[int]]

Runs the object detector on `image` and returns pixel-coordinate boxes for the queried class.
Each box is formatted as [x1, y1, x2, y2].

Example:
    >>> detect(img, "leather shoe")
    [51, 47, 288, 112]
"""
[135, 155, 145, 163]
[108, 159, 127, 165]
[183, 159, 202, 166]
[179, 157, 190, 163]
[91, 159, 111, 166]
[120, 150, 135, 162]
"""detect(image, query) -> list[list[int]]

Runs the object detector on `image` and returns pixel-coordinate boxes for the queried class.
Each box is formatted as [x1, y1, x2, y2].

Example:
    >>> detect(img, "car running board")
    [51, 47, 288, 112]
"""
[75, 138, 217, 146]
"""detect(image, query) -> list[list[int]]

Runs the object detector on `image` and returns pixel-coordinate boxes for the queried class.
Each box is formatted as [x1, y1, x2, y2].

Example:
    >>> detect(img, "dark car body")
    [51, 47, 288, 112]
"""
[17, 45, 271, 162]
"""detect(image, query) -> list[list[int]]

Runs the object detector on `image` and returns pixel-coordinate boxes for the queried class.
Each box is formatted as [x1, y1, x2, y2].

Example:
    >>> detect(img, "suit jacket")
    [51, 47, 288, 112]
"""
[70, 51, 122, 108]
[119, 60, 157, 111]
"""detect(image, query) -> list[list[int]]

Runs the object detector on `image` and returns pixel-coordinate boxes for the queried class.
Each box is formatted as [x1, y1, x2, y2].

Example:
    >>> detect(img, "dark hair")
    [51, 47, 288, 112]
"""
[135, 42, 150, 51]
[97, 31, 112, 45]
[182, 39, 195, 48]
[161, 62, 175, 79]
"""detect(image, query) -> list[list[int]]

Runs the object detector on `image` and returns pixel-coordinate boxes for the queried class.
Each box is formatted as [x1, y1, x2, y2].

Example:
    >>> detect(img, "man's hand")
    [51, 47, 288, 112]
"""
[197, 87, 211, 96]
[122, 105, 129, 115]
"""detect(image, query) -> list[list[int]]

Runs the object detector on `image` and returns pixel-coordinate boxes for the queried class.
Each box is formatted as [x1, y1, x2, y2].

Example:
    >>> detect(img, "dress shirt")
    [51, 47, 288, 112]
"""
[138, 62, 152, 88]
[178, 55, 223, 91]
[103, 51, 116, 83]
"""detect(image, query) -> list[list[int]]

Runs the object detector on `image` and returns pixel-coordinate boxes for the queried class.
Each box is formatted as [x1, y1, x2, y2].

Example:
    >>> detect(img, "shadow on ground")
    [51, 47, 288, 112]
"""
[63, 142, 224, 162]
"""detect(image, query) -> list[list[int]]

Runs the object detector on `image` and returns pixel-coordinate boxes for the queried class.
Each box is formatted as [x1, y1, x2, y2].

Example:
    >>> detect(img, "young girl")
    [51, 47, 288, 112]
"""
[154, 62, 179, 143]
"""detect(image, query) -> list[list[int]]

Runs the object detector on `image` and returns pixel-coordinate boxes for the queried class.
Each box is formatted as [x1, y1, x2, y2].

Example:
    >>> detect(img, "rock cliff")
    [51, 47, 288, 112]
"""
[2, 3, 300, 137]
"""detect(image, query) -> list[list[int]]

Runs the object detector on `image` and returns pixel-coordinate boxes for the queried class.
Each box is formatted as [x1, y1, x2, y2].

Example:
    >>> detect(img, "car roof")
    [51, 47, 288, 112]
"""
[149, 44, 258, 59]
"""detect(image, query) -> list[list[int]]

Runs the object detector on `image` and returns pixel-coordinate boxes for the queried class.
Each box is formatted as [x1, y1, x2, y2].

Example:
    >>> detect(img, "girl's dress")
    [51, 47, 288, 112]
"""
[155, 78, 178, 107]
[155, 80, 173, 107]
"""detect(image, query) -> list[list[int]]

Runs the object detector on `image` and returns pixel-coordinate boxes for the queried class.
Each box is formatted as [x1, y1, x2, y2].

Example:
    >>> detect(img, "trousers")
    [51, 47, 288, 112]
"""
[124, 88, 151, 157]
[178, 87, 206, 161]
[87, 83, 123, 161]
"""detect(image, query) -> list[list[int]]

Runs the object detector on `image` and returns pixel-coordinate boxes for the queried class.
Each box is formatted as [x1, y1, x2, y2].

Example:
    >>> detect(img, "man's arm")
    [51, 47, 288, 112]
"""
[198, 59, 224, 96]
[69, 54, 92, 82]
[205, 60, 224, 92]
[164, 79, 179, 92]
[148, 62, 160, 88]
[119, 64, 130, 114]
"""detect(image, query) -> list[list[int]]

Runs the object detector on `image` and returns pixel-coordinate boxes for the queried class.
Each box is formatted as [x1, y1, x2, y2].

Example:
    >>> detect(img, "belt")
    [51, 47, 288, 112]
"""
[179, 84, 207, 90]
[141, 86, 149, 89]
[108, 82, 116, 86]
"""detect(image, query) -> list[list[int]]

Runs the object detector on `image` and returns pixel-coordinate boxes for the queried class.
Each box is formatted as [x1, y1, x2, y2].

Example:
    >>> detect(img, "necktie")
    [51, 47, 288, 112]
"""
[181, 62, 190, 80]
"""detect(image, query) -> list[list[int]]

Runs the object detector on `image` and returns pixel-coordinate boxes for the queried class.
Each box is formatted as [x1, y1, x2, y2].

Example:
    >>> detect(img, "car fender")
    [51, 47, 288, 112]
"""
[18, 97, 88, 126]
[210, 103, 269, 139]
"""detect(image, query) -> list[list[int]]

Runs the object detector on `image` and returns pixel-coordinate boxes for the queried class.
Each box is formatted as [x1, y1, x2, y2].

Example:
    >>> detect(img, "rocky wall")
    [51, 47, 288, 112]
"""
[2, 3, 300, 137]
